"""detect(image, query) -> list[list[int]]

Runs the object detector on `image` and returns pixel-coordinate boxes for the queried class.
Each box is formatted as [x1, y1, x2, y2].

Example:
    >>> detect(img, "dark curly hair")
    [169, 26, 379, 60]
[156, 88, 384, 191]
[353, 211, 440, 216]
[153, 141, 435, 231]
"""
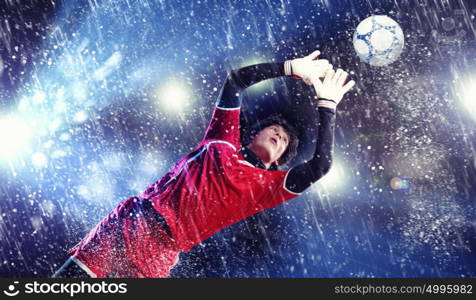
[242, 114, 299, 166]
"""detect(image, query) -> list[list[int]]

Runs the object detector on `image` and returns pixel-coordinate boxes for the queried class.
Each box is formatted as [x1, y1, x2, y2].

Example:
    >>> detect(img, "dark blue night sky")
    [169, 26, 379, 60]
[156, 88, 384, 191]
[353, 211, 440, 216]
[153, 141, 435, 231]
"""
[0, 0, 475, 277]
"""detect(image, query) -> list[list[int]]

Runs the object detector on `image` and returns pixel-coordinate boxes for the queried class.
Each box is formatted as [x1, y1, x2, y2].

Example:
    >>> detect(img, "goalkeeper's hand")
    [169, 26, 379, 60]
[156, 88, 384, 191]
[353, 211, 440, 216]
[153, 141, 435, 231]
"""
[285, 50, 332, 85]
[312, 68, 355, 110]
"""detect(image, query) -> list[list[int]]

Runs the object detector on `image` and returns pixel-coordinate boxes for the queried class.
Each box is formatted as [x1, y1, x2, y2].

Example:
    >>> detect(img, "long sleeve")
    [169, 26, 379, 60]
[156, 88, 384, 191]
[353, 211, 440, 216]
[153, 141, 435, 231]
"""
[284, 106, 336, 193]
[202, 62, 287, 147]
[215, 62, 286, 109]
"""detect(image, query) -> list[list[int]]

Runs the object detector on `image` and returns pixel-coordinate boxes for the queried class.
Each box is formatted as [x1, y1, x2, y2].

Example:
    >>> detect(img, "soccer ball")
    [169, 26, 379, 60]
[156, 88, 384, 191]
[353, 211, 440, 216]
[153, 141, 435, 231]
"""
[353, 15, 404, 67]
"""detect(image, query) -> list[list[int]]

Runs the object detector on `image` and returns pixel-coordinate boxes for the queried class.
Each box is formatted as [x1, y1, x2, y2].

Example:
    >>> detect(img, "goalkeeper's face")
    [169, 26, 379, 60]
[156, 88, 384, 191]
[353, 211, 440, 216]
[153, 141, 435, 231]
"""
[250, 124, 289, 166]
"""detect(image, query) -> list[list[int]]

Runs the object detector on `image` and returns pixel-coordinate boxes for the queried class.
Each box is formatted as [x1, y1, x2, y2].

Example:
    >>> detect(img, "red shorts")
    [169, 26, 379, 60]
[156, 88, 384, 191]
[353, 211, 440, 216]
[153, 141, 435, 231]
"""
[69, 197, 180, 278]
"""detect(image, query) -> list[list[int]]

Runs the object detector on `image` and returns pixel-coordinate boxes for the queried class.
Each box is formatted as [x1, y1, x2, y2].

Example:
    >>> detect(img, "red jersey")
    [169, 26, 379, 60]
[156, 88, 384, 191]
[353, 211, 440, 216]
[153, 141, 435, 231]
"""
[143, 106, 301, 251]
[69, 106, 300, 277]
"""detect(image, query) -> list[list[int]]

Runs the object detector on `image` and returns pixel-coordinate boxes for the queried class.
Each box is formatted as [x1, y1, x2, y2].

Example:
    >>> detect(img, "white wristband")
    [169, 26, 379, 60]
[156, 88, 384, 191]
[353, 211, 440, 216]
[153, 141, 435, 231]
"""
[284, 60, 292, 76]
[317, 99, 337, 110]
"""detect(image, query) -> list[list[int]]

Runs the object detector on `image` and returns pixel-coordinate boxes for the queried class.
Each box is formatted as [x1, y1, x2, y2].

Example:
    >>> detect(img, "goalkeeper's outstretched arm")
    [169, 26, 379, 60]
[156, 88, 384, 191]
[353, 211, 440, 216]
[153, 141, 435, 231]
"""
[285, 68, 355, 194]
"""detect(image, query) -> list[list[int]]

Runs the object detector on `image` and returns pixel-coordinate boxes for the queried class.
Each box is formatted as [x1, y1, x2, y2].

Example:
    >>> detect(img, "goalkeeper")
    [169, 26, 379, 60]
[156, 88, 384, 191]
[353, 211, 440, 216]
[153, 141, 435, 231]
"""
[53, 50, 355, 278]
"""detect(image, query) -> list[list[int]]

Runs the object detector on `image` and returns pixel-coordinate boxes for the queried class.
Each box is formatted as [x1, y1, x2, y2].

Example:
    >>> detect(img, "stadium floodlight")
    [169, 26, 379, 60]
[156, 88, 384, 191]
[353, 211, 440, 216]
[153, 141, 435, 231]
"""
[456, 76, 476, 121]
[462, 84, 476, 120]
[156, 80, 191, 113]
[0, 114, 33, 160]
